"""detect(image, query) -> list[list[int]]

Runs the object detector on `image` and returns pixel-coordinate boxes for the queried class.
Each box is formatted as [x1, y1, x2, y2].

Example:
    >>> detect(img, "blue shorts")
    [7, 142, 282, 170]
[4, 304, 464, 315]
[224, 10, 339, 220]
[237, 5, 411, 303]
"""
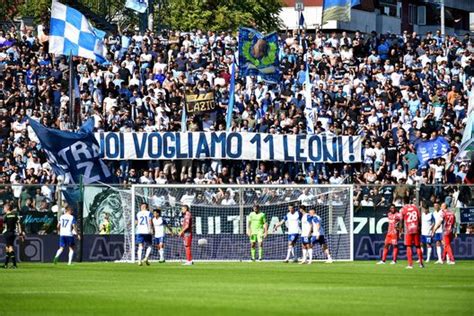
[301, 237, 311, 245]
[288, 234, 300, 242]
[421, 235, 432, 244]
[311, 235, 326, 246]
[433, 233, 443, 242]
[153, 237, 165, 245]
[59, 236, 75, 248]
[136, 234, 152, 245]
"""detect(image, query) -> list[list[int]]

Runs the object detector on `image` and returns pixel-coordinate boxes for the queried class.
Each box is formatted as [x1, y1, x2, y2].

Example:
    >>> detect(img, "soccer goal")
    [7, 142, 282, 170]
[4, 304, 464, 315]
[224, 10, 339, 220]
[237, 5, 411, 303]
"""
[119, 184, 354, 262]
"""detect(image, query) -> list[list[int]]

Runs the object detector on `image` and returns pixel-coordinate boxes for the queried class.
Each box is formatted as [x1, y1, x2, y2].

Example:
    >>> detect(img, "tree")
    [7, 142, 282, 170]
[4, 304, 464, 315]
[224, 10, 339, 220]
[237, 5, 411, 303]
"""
[163, 0, 283, 33]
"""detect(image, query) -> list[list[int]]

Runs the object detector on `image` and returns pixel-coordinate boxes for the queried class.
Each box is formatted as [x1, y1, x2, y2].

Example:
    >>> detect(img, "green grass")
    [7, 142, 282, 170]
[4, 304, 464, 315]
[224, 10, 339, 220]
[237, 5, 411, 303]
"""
[1, 261, 473, 316]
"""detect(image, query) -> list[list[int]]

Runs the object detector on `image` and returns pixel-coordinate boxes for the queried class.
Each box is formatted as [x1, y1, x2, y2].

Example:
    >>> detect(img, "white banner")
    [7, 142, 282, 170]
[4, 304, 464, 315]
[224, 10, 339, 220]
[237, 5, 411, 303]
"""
[95, 132, 362, 163]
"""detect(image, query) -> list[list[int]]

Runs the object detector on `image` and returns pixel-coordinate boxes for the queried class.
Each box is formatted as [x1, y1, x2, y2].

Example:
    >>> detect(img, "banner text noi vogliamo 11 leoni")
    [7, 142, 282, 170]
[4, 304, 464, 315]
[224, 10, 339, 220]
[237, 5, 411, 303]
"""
[96, 132, 362, 163]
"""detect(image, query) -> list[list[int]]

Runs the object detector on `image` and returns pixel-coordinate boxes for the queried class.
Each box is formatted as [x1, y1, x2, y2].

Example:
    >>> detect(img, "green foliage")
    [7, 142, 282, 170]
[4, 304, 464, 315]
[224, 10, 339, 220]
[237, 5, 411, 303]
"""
[18, 0, 51, 24]
[164, 0, 283, 32]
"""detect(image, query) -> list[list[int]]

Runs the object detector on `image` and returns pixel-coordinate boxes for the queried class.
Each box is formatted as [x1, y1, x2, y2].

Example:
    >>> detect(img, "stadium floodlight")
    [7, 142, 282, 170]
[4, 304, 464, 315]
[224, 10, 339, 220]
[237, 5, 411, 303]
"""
[117, 184, 354, 263]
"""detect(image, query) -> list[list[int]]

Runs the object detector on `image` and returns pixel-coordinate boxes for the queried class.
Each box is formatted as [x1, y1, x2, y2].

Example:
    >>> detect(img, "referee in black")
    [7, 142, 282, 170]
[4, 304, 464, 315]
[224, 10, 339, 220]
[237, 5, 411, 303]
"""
[3, 203, 24, 269]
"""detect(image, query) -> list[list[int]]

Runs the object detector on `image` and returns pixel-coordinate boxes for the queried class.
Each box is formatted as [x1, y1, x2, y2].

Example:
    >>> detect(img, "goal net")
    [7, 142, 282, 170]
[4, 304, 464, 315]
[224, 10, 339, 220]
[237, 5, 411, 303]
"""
[119, 185, 353, 262]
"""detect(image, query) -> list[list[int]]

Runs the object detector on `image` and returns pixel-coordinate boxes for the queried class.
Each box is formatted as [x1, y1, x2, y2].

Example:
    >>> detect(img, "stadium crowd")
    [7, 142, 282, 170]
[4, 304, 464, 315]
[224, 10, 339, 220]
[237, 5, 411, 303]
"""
[0, 25, 473, 212]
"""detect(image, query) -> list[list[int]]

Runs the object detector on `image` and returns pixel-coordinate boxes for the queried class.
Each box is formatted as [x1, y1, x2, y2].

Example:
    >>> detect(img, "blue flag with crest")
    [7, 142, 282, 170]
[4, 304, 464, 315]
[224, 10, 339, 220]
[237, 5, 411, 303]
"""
[238, 27, 280, 82]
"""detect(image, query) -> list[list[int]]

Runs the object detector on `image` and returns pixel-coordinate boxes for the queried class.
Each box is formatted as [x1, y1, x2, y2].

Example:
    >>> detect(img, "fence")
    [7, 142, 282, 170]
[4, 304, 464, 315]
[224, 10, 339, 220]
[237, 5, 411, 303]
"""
[0, 183, 473, 262]
[0, 183, 473, 235]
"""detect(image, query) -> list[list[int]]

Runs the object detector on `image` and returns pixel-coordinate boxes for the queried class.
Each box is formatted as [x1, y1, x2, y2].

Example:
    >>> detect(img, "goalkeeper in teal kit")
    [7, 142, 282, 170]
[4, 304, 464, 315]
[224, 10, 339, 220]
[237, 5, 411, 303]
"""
[247, 204, 268, 261]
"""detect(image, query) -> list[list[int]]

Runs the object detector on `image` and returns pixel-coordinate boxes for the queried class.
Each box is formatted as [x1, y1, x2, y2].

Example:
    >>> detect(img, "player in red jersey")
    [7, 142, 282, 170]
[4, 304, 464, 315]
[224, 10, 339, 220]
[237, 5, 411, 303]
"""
[179, 205, 193, 265]
[377, 204, 402, 265]
[400, 197, 424, 269]
[432, 203, 457, 265]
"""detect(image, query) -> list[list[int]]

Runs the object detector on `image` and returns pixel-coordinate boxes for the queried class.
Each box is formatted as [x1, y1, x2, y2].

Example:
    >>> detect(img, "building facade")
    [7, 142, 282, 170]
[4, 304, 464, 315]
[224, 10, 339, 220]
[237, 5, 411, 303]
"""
[280, 0, 473, 35]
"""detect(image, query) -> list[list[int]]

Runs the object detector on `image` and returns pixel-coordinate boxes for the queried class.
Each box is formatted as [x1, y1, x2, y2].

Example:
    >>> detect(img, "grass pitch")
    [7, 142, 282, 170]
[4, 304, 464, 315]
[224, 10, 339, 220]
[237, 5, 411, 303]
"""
[1, 261, 473, 315]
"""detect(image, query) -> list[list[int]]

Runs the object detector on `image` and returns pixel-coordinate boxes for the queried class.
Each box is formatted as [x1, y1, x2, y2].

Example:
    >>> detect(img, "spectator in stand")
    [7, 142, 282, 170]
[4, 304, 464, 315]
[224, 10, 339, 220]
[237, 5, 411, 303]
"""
[0, 25, 472, 210]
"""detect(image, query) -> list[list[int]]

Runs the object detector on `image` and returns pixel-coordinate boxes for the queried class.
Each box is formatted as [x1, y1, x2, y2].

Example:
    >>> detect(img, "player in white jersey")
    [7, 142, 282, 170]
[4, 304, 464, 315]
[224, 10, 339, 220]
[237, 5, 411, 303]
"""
[298, 205, 313, 264]
[274, 205, 301, 263]
[136, 202, 153, 266]
[152, 209, 173, 263]
[432, 202, 444, 264]
[54, 206, 78, 265]
[420, 204, 435, 263]
[309, 208, 333, 263]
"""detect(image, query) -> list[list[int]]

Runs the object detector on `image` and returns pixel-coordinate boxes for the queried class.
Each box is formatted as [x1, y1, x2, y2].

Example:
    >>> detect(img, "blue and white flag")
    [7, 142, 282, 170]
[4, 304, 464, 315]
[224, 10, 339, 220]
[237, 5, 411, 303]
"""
[416, 136, 451, 167]
[125, 0, 148, 13]
[49, 0, 106, 62]
[28, 117, 113, 206]
[226, 62, 236, 131]
[299, 12, 305, 27]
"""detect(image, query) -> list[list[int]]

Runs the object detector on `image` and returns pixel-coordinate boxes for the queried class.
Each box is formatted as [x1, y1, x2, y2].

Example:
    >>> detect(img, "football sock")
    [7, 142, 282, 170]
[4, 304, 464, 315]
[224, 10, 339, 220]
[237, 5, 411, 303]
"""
[393, 247, 399, 262]
[11, 251, 16, 266]
[55, 248, 63, 258]
[445, 244, 454, 262]
[442, 247, 447, 262]
[436, 246, 442, 261]
[308, 249, 313, 262]
[286, 246, 293, 260]
[325, 249, 332, 260]
[251, 248, 256, 260]
[302, 248, 307, 261]
[185, 246, 192, 262]
[258, 247, 263, 260]
[416, 248, 423, 264]
[159, 249, 164, 260]
[68, 250, 74, 265]
[406, 247, 413, 266]
[382, 247, 388, 262]
[145, 247, 152, 259]
[427, 247, 432, 261]
[4, 251, 10, 266]
[291, 246, 295, 259]
[137, 245, 143, 262]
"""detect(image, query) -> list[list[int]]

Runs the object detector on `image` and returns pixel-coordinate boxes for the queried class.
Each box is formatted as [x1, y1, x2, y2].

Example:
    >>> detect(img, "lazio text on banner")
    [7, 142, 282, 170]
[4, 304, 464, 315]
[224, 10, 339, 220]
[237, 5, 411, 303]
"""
[185, 92, 217, 114]
[96, 132, 362, 163]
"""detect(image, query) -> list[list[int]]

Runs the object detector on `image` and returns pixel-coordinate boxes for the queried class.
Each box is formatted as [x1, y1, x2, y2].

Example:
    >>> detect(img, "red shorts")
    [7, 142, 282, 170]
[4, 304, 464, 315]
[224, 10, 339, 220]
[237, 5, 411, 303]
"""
[384, 233, 399, 246]
[443, 233, 453, 245]
[182, 233, 192, 247]
[404, 233, 420, 247]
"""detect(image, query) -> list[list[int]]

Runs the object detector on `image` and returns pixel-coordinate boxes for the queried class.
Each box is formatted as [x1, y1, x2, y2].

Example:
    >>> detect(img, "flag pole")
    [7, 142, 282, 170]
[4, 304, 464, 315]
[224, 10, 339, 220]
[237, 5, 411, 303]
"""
[68, 51, 75, 129]
[226, 62, 236, 131]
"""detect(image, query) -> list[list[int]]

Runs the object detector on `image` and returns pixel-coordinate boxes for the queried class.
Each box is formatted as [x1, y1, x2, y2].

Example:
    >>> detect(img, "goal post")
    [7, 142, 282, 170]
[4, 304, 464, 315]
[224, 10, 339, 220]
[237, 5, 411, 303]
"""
[120, 184, 354, 262]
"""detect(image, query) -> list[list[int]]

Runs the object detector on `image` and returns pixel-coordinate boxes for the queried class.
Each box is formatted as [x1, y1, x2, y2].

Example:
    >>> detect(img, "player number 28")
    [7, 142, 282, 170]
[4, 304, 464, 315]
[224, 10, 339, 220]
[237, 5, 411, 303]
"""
[407, 212, 418, 222]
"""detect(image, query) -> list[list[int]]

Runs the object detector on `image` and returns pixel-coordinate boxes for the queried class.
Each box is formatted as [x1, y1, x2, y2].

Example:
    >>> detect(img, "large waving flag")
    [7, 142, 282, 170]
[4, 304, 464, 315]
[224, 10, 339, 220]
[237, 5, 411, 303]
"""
[125, 0, 148, 13]
[29, 117, 113, 207]
[322, 0, 360, 24]
[49, 0, 106, 62]
[238, 27, 280, 82]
